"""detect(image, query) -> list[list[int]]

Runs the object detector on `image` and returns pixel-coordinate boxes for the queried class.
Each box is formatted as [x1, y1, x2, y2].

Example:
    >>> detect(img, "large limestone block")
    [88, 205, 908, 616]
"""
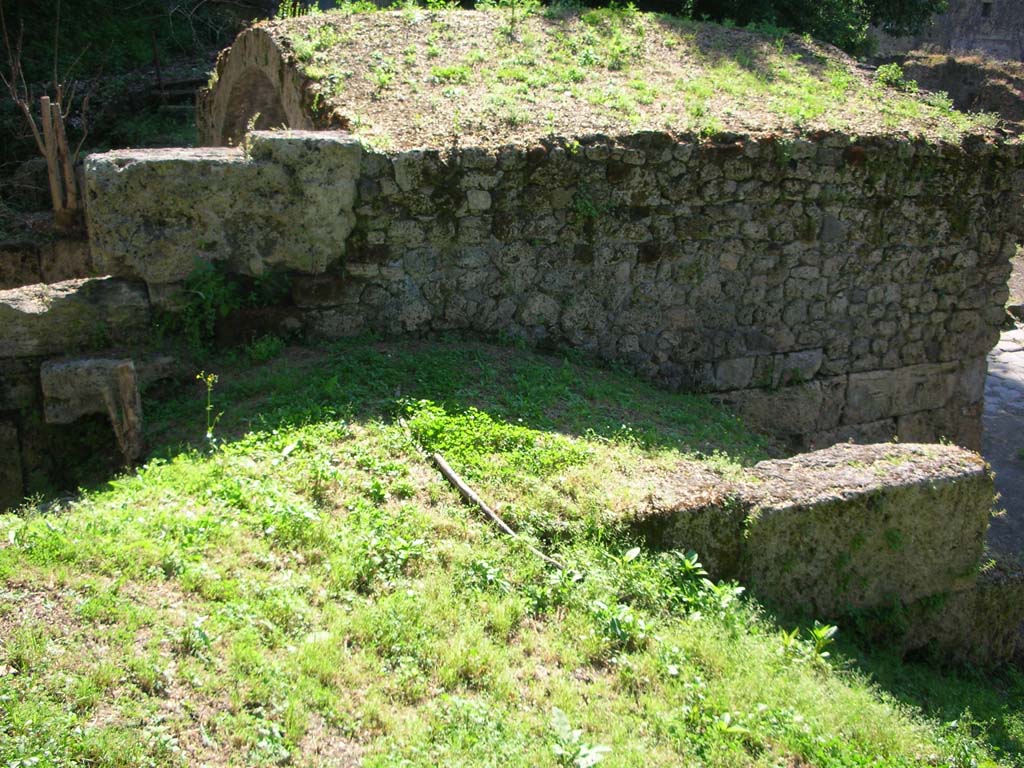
[741, 443, 991, 616]
[0, 278, 150, 359]
[846, 362, 960, 423]
[713, 377, 846, 440]
[41, 358, 144, 462]
[85, 132, 362, 285]
[639, 443, 992, 618]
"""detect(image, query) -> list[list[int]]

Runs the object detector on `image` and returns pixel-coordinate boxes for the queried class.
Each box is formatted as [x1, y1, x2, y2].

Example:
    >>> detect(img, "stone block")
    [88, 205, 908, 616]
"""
[890, 362, 958, 415]
[85, 134, 362, 283]
[40, 357, 145, 461]
[897, 402, 982, 450]
[901, 561, 1024, 665]
[39, 237, 91, 283]
[807, 418, 897, 450]
[305, 308, 367, 339]
[638, 443, 993, 622]
[246, 130, 362, 181]
[467, 189, 492, 211]
[839, 364, 958, 423]
[0, 241, 41, 289]
[0, 419, 22, 510]
[632, 462, 746, 578]
[0, 358, 41, 411]
[741, 443, 990, 616]
[0, 278, 150, 359]
[845, 370, 894, 423]
[714, 357, 754, 390]
[291, 273, 350, 308]
[716, 377, 845, 438]
[773, 348, 823, 387]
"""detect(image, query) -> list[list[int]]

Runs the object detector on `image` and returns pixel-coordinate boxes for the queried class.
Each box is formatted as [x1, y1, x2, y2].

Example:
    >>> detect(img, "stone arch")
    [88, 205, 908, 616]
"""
[197, 27, 316, 146]
[221, 69, 289, 146]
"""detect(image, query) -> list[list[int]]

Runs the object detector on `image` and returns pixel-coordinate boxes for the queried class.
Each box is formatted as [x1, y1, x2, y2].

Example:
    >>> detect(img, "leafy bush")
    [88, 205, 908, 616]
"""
[874, 62, 918, 92]
[686, 0, 947, 53]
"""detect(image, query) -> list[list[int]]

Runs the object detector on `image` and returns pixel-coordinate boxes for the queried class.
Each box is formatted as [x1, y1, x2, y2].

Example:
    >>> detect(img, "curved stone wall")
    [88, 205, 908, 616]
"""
[84, 130, 1024, 450]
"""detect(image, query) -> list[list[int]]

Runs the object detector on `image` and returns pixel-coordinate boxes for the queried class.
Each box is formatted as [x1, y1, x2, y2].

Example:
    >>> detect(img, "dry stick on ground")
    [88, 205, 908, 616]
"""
[431, 452, 565, 570]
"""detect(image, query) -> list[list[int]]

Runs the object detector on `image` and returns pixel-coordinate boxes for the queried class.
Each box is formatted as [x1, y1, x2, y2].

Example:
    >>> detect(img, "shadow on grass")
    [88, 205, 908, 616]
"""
[846, 642, 1024, 763]
[649, 13, 832, 81]
[143, 333, 770, 466]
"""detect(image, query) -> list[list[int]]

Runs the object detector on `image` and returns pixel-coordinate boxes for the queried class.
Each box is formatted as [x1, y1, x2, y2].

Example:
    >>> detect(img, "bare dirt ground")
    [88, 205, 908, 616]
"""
[984, 246, 1024, 560]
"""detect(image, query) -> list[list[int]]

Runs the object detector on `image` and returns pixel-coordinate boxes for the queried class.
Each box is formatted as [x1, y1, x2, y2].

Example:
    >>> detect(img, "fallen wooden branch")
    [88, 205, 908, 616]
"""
[431, 452, 564, 570]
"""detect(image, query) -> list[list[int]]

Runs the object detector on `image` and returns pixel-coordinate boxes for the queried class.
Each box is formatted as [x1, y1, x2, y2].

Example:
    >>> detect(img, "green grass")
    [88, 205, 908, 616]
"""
[1, 337, 1021, 766]
[280, 7, 998, 147]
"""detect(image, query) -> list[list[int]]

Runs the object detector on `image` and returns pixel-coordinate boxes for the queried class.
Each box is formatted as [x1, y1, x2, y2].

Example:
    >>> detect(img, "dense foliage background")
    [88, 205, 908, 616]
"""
[686, 0, 948, 53]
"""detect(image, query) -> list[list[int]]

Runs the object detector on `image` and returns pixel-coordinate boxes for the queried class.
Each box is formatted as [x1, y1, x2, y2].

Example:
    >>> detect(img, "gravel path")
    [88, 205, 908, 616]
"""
[983, 327, 1024, 559]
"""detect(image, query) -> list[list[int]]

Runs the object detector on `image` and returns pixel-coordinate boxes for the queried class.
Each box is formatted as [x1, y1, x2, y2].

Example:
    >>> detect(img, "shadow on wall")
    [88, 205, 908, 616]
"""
[222, 68, 290, 145]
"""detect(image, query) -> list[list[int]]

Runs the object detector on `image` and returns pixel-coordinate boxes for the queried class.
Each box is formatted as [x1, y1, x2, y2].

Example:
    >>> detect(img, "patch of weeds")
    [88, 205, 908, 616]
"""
[245, 334, 286, 364]
[176, 616, 212, 659]
[155, 259, 241, 352]
[431, 64, 472, 84]
[402, 399, 590, 483]
[291, 21, 344, 62]
[874, 63, 918, 93]
[550, 707, 611, 767]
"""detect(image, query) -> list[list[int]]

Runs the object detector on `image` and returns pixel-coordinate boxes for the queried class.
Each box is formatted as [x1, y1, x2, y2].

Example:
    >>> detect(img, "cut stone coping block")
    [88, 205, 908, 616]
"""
[84, 132, 361, 287]
[40, 357, 145, 462]
[641, 443, 992, 618]
[0, 277, 150, 359]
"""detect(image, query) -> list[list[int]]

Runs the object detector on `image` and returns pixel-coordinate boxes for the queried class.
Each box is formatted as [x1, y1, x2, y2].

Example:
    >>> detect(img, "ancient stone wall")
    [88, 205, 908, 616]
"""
[874, 0, 1024, 61]
[197, 26, 322, 146]
[85, 130, 1024, 450]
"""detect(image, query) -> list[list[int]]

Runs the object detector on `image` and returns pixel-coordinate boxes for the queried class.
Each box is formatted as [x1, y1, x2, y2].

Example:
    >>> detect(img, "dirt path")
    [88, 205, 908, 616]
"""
[984, 327, 1024, 559]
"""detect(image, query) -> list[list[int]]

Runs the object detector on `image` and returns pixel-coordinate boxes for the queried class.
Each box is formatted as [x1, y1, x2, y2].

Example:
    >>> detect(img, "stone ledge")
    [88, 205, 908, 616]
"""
[638, 442, 1009, 660]
[0, 278, 151, 359]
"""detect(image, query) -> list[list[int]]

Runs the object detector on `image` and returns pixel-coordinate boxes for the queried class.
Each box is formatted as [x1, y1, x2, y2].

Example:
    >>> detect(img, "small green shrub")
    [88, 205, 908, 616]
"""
[246, 335, 286, 364]
[276, 0, 322, 18]
[431, 64, 472, 84]
[874, 63, 918, 93]
[160, 259, 241, 351]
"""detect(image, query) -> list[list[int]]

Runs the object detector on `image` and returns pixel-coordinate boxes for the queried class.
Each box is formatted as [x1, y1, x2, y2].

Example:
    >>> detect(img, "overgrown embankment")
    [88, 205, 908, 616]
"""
[1, 338, 1022, 767]
[248, 7, 999, 150]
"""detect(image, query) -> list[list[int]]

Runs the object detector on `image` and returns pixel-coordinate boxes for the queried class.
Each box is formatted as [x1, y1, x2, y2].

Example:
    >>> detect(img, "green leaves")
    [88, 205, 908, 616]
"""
[402, 399, 590, 482]
[550, 707, 612, 768]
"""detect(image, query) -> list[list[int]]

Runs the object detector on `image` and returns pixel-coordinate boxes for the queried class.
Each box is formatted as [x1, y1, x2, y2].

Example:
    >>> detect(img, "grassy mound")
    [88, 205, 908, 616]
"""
[1, 337, 1021, 766]
[267, 7, 998, 150]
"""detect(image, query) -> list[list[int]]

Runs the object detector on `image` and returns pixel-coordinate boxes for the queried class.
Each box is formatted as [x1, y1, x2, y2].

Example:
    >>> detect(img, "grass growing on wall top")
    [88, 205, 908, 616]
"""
[271, 7, 999, 151]
[1, 337, 1022, 767]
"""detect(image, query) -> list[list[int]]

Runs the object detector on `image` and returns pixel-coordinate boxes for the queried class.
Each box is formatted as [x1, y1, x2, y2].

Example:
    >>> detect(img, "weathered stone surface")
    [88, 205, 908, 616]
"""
[0, 278, 150, 359]
[291, 273, 350, 308]
[40, 237, 92, 284]
[639, 443, 993, 635]
[741, 443, 990, 616]
[81, 130, 1024, 449]
[0, 420, 22, 510]
[715, 378, 846, 440]
[0, 242, 42, 289]
[85, 132, 361, 285]
[0, 358, 41, 411]
[901, 561, 1024, 665]
[0, 236, 93, 290]
[197, 26, 319, 146]
[41, 358, 145, 462]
